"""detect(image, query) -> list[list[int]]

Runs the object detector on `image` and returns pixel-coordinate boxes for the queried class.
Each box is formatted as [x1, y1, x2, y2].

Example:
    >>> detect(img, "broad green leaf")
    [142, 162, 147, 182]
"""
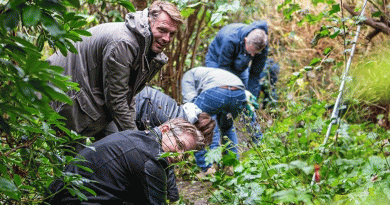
[329, 4, 340, 16]
[0, 177, 20, 200]
[210, 13, 222, 25]
[309, 57, 321, 66]
[323, 47, 332, 55]
[65, 0, 81, 8]
[71, 20, 88, 29]
[41, 13, 65, 36]
[13, 174, 22, 187]
[22, 6, 41, 27]
[118, 0, 135, 12]
[181, 8, 196, 18]
[3, 9, 20, 31]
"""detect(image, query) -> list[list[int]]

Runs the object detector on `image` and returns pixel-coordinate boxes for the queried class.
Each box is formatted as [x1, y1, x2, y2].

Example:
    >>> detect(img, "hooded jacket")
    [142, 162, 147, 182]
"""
[49, 9, 168, 137]
[204, 21, 268, 97]
[46, 128, 172, 204]
[134, 86, 187, 131]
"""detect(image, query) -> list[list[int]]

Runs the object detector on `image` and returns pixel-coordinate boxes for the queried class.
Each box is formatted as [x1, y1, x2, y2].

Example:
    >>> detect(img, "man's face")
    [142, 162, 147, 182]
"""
[162, 131, 197, 163]
[244, 38, 264, 57]
[150, 11, 179, 53]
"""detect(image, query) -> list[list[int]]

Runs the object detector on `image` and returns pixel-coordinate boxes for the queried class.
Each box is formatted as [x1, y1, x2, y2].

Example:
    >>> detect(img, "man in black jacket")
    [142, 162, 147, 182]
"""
[46, 118, 212, 204]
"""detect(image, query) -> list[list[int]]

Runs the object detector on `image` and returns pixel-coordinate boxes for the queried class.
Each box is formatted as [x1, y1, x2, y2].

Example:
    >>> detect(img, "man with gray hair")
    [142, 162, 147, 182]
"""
[205, 21, 271, 144]
[205, 21, 269, 98]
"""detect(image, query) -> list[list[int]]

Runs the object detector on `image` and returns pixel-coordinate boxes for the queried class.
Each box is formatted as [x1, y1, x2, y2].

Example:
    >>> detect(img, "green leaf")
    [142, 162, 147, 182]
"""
[71, 20, 88, 29]
[79, 185, 96, 196]
[328, 4, 340, 16]
[13, 174, 22, 187]
[72, 29, 92, 37]
[323, 47, 332, 55]
[74, 164, 94, 173]
[372, 11, 382, 17]
[309, 57, 321, 66]
[65, 0, 81, 8]
[210, 13, 223, 25]
[0, 177, 20, 200]
[118, 0, 135, 12]
[41, 13, 65, 36]
[22, 6, 41, 27]
[181, 8, 196, 18]
[65, 39, 78, 54]
[3, 9, 20, 31]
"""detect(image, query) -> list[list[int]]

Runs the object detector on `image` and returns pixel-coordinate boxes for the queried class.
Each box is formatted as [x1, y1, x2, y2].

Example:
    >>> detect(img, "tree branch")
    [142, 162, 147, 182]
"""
[343, 4, 390, 35]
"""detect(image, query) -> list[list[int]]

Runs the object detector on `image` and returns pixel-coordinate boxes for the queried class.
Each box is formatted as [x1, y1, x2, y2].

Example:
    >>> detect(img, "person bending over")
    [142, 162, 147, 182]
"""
[45, 118, 212, 204]
[182, 67, 247, 176]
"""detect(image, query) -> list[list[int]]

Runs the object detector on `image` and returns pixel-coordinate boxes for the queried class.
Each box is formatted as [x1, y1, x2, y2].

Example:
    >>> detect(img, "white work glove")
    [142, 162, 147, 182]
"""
[183, 103, 202, 124]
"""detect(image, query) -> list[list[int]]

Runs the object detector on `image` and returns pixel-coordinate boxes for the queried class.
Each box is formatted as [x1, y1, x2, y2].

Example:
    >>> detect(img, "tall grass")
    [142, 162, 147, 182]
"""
[346, 42, 390, 105]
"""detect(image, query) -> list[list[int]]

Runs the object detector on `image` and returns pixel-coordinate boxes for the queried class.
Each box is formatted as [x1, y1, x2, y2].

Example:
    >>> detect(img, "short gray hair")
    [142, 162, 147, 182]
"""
[246, 29, 268, 51]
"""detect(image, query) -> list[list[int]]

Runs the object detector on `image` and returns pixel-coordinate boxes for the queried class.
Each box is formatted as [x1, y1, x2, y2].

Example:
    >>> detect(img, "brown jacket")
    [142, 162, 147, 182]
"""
[49, 9, 168, 137]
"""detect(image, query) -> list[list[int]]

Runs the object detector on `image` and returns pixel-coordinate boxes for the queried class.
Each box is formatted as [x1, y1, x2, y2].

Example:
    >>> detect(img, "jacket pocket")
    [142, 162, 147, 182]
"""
[57, 88, 101, 134]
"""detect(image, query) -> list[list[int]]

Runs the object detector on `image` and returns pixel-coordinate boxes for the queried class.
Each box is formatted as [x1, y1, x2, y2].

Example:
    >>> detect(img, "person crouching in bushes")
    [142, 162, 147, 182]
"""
[45, 118, 212, 204]
[182, 67, 247, 177]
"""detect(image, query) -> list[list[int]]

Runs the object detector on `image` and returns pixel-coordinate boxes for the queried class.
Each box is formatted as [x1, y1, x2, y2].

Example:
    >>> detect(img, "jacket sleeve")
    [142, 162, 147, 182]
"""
[166, 166, 179, 202]
[103, 40, 138, 131]
[248, 46, 268, 97]
[144, 160, 168, 205]
[181, 69, 198, 103]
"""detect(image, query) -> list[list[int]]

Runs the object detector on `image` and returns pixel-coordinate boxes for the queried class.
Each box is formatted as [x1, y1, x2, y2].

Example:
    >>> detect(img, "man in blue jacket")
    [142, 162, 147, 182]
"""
[205, 20, 269, 98]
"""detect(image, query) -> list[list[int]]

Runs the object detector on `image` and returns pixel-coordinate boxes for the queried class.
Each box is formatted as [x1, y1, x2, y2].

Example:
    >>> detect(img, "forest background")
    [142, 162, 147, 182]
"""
[1, 0, 390, 204]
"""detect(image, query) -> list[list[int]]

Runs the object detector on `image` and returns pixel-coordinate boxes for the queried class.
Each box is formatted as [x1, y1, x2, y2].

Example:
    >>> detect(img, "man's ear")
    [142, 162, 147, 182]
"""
[160, 124, 170, 134]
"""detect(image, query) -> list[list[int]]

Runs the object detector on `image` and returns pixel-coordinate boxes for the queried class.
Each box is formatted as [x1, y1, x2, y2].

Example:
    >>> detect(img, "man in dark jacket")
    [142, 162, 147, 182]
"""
[49, 1, 183, 139]
[205, 20, 268, 98]
[133, 86, 216, 201]
[134, 86, 202, 130]
[46, 118, 211, 204]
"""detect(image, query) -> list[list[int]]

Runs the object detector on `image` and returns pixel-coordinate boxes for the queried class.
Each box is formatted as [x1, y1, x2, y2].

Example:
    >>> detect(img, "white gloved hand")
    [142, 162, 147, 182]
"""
[183, 103, 202, 124]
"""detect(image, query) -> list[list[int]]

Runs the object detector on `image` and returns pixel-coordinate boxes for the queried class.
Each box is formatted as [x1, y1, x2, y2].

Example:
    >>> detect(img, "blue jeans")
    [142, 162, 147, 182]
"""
[194, 87, 246, 172]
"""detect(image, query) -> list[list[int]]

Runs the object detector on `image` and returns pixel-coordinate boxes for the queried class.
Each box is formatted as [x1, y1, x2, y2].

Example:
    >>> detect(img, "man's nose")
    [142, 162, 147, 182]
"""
[162, 33, 171, 42]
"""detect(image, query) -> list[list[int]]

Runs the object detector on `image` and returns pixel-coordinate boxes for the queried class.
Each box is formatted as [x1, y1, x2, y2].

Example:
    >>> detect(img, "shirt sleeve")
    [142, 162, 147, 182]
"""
[103, 40, 138, 131]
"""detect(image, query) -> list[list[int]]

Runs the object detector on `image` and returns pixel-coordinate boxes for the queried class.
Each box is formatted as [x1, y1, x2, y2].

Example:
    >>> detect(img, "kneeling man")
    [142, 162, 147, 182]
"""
[46, 118, 213, 204]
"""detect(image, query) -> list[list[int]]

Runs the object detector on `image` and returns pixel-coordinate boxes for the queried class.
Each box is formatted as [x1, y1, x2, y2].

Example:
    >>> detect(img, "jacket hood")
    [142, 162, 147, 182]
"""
[125, 9, 151, 39]
[239, 20, 268, 41]
[125, 9, 168, 64]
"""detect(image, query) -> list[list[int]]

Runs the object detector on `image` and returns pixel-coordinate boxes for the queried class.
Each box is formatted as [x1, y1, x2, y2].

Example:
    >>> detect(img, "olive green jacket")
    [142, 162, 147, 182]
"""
[49, 9, 167, 136]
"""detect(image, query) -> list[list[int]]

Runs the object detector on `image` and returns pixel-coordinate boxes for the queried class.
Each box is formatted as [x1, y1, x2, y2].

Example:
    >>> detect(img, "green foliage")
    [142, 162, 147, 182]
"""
[202, 99, 390, 204]
[345, 42, 390, 105]
[0, 0, 135, 203]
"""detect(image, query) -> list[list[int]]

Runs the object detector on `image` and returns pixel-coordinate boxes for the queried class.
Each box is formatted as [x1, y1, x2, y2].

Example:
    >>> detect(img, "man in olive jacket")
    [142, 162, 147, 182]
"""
[48, 1, 182, 138]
